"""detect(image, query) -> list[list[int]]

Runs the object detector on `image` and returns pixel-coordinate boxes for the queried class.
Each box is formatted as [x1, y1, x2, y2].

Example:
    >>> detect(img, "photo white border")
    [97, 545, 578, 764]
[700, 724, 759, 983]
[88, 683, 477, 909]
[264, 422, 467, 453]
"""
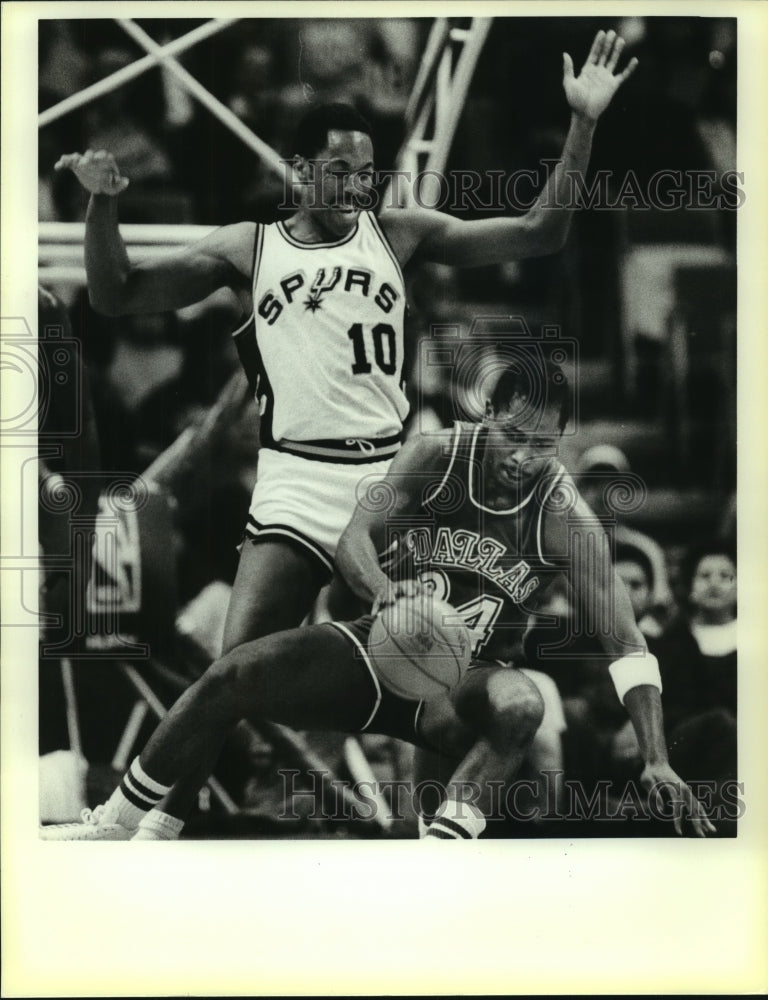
[3, 1, 767, 995]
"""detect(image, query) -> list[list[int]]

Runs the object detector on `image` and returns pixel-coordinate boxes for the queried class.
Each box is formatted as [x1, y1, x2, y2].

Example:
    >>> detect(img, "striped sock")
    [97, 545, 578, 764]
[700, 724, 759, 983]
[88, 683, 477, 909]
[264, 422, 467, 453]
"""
[424, 798, 486, 840]
[417, 812, 435, 839]
[132, 808, 185, 841]
[103, 757, 172, 831]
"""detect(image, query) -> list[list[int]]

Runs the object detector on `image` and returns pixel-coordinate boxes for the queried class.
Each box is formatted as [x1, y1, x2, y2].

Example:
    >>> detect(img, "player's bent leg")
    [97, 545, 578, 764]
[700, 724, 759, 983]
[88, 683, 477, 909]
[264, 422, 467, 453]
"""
[141, 624, 378, 778]
[323, 571, 366, 623]
[415, 666, 545, 840]
[412, 746, 463, 836]
[451, 666, 545, 755]
[222, 537, 330, 653]
[42, 624, 379, 840]
[416, 666, 544, 758]
[153, 538, 329, 831]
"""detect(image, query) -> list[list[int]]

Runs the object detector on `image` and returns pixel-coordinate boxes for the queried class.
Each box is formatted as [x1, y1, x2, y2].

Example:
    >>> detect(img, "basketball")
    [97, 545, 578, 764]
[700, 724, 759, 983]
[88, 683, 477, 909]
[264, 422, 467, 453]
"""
[368, 593, 472, 700]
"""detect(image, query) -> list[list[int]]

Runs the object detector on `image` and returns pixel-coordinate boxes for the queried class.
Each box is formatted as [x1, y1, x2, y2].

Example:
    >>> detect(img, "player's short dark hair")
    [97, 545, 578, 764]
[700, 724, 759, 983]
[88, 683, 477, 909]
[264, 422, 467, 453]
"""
[490, 354, 572, 432]
[293, 103, 373, 160]
[615, 543, 654, 589]
[678, 538, 736, 596]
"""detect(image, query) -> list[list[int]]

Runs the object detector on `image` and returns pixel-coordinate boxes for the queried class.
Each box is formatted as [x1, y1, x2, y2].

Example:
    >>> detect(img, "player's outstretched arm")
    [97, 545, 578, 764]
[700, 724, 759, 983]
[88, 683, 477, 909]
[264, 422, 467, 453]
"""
[336, 430, 452, 611]
[55, 150, 252, 316]
[543, 487, 716, 837]
[393, 29, 638, 266]
[623, 690, 717, 837]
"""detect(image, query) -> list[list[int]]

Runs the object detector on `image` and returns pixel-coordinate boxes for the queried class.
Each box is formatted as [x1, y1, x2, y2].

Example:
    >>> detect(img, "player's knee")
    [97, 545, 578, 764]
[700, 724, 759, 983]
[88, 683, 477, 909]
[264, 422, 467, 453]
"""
[458, 671, 544, 745]
[201, 647, 257, 710]
[489, 672, 545, 739]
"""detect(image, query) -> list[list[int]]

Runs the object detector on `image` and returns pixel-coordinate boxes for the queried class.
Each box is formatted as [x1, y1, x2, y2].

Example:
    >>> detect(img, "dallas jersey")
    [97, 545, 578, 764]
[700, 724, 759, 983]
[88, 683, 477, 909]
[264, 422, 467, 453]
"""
[380, 423, 567, 663]
[233, 212, 408, 464]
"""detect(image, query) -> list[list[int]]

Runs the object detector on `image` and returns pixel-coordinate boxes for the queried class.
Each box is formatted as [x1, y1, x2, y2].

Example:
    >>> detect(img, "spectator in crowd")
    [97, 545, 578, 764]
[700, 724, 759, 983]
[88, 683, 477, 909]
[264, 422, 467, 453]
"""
[576, 444, 673, 631]
[614, 543, 665, 640]
[524, 577, 625, 797]
[718, 490, 736, 551]
[658, 539, 736, 733]
[37, 286, 102, 627]
[613, 539, 736, 830]
[82, 48, 187, 224]
[134, 294, 242, 459]
[39, 21, 90, 105]
[661, 540, 737, 833]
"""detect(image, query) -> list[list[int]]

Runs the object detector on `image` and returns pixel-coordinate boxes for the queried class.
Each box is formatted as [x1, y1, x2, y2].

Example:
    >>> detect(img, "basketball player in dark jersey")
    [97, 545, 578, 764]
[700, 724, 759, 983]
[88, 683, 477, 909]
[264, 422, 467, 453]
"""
[43, 356, 714, 839]
[52, 30, 643, 838]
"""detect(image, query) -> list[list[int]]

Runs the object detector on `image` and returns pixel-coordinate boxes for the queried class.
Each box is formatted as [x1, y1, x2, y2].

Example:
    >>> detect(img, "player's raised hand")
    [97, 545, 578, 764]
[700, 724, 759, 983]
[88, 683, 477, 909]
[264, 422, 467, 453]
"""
[640, 760, 717, 837]
[54, 149, 130, 196]
[563, 29, 638, 122]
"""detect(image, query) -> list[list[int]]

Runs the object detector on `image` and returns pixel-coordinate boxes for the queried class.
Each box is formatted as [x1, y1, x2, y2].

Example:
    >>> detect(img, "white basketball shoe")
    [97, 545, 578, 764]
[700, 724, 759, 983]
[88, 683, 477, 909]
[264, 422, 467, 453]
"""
[39, 804, 134, 841]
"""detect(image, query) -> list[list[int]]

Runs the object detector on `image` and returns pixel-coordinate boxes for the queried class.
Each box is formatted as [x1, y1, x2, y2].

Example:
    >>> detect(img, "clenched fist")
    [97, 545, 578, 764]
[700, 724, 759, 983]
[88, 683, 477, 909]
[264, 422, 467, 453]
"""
[55, 149, 130, 196]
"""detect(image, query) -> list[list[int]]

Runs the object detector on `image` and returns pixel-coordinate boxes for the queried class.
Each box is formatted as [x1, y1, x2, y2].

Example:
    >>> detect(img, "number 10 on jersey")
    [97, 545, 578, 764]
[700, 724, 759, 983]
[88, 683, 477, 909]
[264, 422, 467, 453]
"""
[348, 323, 398, 376]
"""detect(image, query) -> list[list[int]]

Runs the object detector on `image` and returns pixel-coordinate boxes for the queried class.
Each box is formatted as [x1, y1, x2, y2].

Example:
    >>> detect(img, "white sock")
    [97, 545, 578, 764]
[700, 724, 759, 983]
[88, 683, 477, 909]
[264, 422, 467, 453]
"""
[424, 798, 486, 840]
[102, 757, 173, 831]
[132, 808, 185, 841]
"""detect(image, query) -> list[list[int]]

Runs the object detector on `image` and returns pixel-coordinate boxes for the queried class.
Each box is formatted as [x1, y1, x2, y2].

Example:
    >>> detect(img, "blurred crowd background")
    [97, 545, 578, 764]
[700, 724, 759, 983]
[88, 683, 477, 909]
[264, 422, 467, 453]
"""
[37, 16, 738, 837]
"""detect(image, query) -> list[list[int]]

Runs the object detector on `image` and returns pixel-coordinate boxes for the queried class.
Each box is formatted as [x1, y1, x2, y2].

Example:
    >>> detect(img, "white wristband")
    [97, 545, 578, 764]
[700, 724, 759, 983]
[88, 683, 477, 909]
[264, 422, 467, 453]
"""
[608, 654, 662, 704]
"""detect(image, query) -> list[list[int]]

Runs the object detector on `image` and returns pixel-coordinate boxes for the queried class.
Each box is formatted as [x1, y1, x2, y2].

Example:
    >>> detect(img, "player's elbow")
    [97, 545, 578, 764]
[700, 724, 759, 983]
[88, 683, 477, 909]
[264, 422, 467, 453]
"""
[87, 276, 131, 316]
[521, 214, 570, 256]
[335, 522, 355, 565]
[86, 267, 133, 316]
[88, 289, 123, 316]
[336, 521, 365, 577]
[335, 536, 352, 581]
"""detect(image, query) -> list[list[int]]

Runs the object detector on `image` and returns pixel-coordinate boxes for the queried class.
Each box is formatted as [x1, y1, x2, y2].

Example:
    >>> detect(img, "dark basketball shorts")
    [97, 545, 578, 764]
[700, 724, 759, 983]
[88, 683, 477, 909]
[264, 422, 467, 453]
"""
[328, 615, 430, 748]
[328, 615, 515, 752]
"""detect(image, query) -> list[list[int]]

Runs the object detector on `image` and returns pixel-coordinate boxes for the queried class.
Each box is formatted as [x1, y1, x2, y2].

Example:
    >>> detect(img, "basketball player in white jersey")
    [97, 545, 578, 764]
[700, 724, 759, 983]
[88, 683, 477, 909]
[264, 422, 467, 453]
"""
[53, 30, 639, 838]
[42, 354, 715, 840]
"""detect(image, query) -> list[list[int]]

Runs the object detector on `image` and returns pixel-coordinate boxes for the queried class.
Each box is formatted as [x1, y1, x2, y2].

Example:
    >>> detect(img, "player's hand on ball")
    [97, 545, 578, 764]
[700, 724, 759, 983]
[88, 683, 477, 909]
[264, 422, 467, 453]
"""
[640, 761, 717, 838]
[563, 29, 638, 121]
[372, 578, 424, 616]
[55, 150, 130, 196]
[368, 592, 471, 700]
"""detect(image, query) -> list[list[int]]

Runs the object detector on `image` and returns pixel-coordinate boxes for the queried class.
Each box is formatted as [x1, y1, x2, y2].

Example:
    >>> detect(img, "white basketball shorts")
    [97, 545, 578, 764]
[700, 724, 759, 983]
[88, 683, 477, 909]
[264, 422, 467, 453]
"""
[244, 447, 393, 578]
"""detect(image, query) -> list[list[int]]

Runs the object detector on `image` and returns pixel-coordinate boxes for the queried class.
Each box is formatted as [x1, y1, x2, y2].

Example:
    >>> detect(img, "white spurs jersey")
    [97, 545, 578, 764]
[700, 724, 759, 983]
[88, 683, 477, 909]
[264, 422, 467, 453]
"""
[233, 212, 409, 463]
